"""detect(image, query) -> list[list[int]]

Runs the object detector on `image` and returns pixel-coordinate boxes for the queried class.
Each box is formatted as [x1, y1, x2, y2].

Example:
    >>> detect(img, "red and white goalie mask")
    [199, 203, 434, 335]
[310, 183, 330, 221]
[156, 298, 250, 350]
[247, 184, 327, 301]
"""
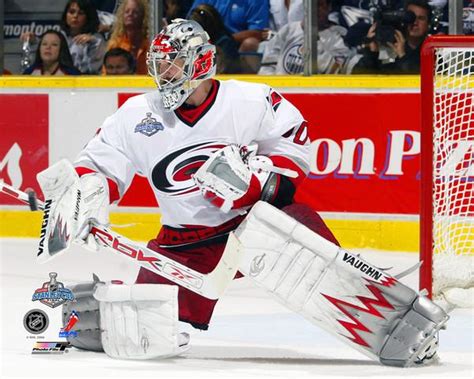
[147, 19, 216, 111]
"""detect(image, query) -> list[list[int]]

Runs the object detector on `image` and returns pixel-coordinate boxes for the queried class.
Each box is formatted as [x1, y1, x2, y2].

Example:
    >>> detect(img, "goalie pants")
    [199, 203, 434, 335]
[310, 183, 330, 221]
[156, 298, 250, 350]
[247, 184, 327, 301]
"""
[135, 203, 340, 330]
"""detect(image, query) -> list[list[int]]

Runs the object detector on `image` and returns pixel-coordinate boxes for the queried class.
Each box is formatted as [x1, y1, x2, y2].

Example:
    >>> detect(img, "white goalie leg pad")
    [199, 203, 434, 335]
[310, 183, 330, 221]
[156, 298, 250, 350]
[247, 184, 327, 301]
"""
[235, 201, 449, 367]
[93, 283, 189, 360]
[62, 275, 104, 352]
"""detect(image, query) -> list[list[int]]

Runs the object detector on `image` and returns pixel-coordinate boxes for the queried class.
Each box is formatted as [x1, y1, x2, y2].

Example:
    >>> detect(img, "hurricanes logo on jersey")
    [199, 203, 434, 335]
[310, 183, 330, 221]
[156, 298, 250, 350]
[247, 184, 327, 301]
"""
[151, 141, 227, 196]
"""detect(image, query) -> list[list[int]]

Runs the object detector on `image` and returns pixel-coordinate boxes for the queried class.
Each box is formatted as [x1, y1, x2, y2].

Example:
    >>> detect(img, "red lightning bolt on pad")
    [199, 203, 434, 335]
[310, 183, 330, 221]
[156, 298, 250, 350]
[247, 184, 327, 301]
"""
[322, 276, 397, 347]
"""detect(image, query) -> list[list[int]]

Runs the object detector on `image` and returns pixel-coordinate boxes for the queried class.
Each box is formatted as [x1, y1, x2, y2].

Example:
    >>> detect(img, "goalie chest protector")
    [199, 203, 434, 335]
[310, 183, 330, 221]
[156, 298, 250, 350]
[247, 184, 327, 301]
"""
[76, 79, 308, 228]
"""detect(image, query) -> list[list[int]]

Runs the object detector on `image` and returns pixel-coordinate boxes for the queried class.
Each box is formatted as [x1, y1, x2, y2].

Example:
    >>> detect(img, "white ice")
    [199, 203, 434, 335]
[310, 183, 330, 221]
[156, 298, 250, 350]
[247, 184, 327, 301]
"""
[1, 238, 473, 378]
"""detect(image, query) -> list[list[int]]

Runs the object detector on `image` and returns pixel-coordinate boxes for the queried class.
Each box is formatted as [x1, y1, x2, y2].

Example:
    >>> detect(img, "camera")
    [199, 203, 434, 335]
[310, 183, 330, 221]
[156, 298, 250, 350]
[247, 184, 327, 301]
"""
[374, 9, 416, 44]
[342, 1, 419, 48]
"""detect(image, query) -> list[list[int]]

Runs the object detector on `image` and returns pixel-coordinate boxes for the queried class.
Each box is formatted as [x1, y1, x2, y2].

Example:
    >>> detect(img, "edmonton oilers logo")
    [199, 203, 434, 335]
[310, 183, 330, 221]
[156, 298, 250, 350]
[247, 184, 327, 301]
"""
[32, 272, 74, 308]
[282, 43, 304, 74]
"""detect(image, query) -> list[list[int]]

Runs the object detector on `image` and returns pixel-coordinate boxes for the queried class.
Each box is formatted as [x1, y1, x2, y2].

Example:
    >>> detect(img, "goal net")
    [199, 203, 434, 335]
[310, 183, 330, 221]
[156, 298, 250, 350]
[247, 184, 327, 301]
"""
[420, 35, 474, 308]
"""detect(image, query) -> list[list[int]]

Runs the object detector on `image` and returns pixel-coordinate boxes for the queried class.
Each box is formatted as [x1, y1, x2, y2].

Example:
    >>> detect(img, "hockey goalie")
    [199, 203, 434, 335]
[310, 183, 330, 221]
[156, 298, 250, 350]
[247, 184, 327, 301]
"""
[32, 19, 448, 366]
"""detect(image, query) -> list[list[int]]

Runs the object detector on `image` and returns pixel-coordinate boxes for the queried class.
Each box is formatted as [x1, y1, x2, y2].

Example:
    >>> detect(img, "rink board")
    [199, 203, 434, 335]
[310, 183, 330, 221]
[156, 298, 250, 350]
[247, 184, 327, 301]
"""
[0, 208, 419, 251]
[0, 75, 421, 251]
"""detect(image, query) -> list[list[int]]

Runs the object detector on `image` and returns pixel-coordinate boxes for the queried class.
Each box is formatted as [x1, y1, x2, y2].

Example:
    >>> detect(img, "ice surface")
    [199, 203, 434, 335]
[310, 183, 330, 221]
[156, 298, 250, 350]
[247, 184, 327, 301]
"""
[1, 238, 472, 378]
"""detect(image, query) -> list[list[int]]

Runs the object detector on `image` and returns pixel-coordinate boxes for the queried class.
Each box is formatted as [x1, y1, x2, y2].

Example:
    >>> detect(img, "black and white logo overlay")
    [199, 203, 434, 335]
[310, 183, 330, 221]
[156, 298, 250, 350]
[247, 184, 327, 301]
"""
[23, 309, 49, 335]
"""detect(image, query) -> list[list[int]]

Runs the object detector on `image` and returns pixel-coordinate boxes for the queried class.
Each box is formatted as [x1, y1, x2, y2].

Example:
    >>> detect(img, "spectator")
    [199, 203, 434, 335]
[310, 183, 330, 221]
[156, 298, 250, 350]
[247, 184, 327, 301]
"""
[465, 0, 474, 34]
[429, 0, 474, 35]
[164, 0, 193, 24]
[107, 0, 150, 74]
[259, 0, 289, 42]
[259, 0, 357, 74]
[189, 0, 270, 61]
[60, 0, 107, 74]
[23, 30, 81, 76]
[352, 0, 431, 74]
[91, 0, 119, 13]
[91, 0, 120, 35]
[333, 1, 404, 29]
[190, 4, 249, 73]
[288, 0, 303, 23]
[268, 0, 289, 32]
[20, 0, 106, 74]
[103, 47, 135, 74]
[286, 0, 339, 25]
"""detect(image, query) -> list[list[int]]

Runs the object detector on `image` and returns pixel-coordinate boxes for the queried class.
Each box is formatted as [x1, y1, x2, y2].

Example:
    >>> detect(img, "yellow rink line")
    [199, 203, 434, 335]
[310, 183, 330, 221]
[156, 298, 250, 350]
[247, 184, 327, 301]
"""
[325, 218, 419, 252]
[0, 210, 419, 252]
[0, 75, 420, 89]
[0, 211, 161, 242]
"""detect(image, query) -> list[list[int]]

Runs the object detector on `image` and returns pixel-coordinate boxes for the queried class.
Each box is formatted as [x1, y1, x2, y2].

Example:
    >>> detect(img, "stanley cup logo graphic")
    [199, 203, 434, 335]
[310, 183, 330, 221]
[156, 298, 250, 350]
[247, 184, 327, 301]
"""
[32, 272, 74, 308]
[48, 272, 58, 292]
[134, 112, 164, 137]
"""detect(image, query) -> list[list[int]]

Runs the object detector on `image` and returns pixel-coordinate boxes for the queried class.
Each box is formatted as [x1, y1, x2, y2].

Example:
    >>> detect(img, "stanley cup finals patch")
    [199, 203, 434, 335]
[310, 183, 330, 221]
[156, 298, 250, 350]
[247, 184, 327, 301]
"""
[135, 112, 164, 137]
[32, 272, 74, 308]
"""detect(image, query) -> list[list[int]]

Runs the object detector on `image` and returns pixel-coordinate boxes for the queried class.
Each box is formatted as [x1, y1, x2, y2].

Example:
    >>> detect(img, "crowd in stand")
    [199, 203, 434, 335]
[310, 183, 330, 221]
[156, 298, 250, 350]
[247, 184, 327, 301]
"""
[17, 0, 474, 76]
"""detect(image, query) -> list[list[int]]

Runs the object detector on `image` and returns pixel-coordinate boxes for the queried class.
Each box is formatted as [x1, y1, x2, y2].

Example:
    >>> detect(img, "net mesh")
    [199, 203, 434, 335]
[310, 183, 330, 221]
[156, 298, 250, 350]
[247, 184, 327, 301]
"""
[432, 47, 474, 305]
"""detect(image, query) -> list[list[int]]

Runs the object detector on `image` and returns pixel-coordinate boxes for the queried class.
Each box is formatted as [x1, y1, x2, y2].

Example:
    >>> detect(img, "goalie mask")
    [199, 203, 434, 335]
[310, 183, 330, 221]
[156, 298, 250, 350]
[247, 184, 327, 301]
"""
[147, 19, 216, 111]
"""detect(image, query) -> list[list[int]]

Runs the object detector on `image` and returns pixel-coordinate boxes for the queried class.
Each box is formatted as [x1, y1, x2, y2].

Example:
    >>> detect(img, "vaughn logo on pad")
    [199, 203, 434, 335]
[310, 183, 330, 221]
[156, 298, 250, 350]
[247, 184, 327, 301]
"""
[32, 272, 74, 308]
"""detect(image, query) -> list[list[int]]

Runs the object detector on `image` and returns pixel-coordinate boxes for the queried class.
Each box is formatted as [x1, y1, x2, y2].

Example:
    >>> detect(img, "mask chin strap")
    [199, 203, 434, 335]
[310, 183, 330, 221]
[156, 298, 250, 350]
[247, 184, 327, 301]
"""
[160, 79, 205, 111]
[183, 79, 204, 91]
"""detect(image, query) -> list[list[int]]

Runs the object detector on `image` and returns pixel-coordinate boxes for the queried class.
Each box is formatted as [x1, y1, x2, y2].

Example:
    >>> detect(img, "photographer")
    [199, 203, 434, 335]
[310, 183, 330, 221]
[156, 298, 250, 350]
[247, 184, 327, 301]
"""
[352, 0, 431, 74]
[259, 0, 358, 75]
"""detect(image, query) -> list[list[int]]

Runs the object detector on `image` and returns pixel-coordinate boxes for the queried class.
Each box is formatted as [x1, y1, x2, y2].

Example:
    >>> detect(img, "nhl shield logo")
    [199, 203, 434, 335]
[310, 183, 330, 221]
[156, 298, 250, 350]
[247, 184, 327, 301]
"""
[23, 309, 49, 334]
[32, 272, 74, 308]
[135, 112, 164, 137]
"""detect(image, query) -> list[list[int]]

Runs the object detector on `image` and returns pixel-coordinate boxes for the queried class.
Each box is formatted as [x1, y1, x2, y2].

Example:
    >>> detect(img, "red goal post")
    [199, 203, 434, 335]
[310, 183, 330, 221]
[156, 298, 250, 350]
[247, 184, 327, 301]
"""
[420, 35, 474, 307]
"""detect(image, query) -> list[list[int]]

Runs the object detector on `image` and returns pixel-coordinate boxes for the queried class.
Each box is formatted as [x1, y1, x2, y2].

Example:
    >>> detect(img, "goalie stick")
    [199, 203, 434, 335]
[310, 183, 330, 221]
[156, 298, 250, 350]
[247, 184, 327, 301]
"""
[0, 180, 241, 299]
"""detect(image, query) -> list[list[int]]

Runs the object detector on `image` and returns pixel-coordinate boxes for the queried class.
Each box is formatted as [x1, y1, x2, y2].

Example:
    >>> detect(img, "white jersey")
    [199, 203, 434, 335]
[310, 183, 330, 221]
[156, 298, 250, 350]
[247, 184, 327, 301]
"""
[75, 79, 309, 228]
[259, 22, 357, 75]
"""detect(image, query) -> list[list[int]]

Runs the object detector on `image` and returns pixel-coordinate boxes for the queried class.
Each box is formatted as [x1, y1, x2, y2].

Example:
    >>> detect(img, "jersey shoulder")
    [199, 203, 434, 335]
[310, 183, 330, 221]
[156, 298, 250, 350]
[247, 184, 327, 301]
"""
[112, 93, 165, 125]
[219, 79, 271, 104]
[117, 93, 150, 113]
[102, 93, 156, 135]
